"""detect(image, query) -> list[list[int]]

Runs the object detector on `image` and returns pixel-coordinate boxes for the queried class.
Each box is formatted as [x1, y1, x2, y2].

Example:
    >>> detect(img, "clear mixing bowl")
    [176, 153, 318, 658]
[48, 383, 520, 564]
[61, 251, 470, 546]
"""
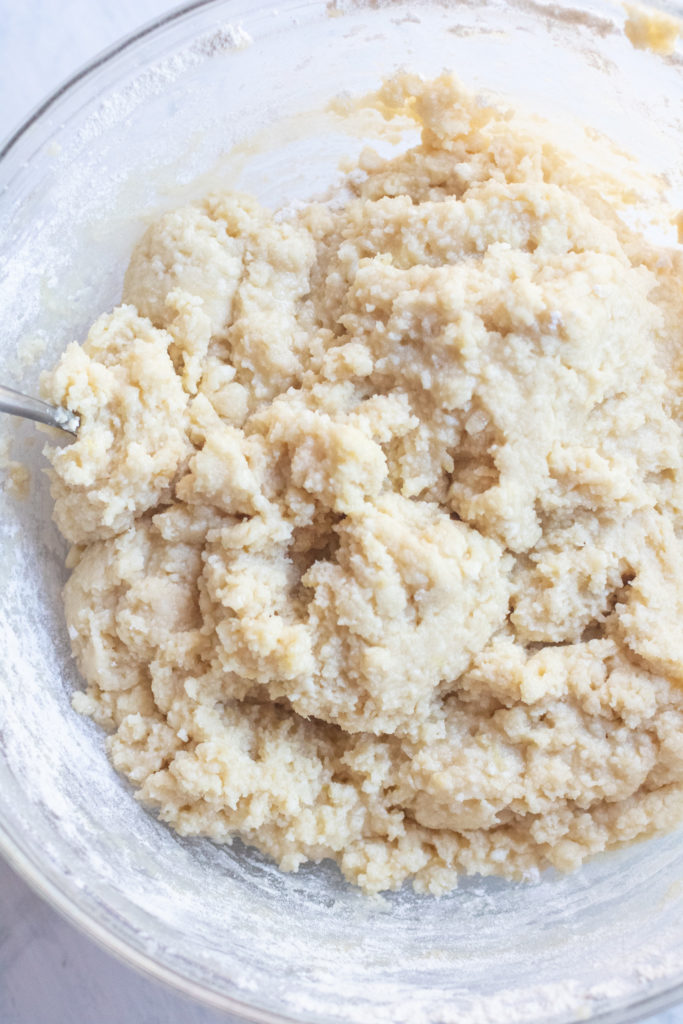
[1, 1, 682, 1021]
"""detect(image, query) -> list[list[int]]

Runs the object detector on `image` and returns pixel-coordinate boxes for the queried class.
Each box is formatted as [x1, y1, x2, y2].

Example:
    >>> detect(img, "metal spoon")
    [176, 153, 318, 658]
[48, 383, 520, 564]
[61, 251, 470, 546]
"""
[0, 384, 79, 435]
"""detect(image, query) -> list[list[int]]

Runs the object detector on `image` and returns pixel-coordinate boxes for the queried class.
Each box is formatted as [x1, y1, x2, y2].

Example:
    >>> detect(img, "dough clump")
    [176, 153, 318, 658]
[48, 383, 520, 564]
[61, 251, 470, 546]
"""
[44, 75, 683, 894]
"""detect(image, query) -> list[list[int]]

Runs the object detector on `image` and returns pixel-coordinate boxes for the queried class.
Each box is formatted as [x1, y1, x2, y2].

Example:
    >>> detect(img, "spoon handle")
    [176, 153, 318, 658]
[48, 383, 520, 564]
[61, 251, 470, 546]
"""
[0, 384, 79, 435]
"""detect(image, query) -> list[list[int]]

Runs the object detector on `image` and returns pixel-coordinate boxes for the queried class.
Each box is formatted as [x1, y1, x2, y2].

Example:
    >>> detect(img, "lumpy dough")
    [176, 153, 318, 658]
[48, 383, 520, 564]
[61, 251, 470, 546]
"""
[44, 75, 683, 894]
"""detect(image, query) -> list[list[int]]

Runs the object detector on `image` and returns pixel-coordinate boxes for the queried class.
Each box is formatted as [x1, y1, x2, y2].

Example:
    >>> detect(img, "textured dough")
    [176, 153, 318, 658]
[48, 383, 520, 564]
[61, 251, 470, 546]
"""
[45, 75, 683, 894]
[624, 3, 681, 55]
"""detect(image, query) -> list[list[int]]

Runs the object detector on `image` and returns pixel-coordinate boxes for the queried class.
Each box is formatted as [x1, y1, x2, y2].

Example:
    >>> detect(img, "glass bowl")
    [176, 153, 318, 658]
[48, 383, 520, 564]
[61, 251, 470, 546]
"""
[1, 1, 682, 1021]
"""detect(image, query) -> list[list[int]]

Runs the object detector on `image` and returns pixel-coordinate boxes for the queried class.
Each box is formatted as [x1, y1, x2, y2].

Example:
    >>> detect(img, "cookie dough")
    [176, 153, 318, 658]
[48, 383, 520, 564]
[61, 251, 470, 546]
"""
[624, 3, 681, 55]
[44, 74, 683, 894]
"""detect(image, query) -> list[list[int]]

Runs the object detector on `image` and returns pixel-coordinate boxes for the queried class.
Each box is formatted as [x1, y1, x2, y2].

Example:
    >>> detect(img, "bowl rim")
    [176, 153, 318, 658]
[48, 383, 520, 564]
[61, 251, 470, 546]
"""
[1, 1, 683, 1022]
[0, 0, 217, 161]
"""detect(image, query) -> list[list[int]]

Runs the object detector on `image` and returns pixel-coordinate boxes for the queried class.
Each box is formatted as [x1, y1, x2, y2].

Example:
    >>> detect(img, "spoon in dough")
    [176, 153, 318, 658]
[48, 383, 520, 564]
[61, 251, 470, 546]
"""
[0, 384, 79, 435]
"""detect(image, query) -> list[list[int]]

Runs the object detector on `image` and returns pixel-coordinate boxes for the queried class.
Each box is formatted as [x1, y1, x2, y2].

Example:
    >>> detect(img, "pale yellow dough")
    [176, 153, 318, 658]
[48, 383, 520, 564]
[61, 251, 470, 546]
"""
[624, 3, 681, 55]
[44, 75, 683, 894]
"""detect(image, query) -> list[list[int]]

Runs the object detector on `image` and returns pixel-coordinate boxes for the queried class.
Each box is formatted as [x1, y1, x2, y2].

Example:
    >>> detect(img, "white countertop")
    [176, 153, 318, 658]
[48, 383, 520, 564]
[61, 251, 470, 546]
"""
[0, 2, 682, 1022]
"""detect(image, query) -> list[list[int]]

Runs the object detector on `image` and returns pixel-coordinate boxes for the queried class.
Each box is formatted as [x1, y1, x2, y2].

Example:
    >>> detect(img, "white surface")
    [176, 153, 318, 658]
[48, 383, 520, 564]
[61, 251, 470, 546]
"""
[0, 2, 682, 1023]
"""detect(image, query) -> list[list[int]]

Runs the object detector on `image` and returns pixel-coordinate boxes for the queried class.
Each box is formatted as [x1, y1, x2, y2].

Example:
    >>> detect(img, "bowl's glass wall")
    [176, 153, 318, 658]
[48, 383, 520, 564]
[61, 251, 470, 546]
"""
[1, 2, 682, 1022]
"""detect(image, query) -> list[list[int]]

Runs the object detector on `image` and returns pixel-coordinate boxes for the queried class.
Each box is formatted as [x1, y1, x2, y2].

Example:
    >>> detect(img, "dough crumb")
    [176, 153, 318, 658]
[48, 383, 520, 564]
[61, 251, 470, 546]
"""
[624, 2, 681, 54]
[0, 439, 30, 499]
